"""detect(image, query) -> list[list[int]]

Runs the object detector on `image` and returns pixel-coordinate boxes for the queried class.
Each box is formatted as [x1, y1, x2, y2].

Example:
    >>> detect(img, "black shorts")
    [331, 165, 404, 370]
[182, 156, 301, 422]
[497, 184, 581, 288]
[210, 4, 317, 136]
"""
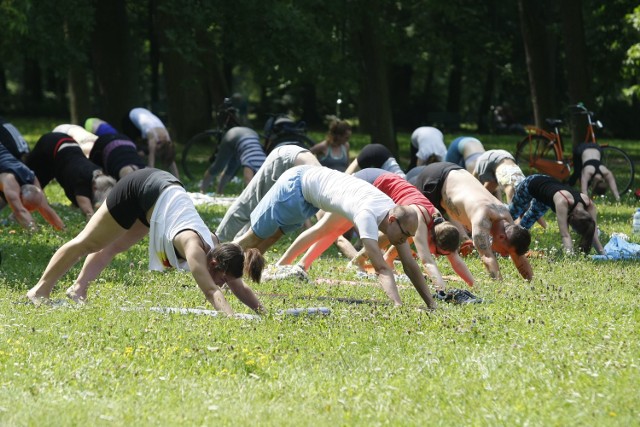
[356, 144, 393, 169]
[106, 168, 182, 228]
[414, 162, 463, 211]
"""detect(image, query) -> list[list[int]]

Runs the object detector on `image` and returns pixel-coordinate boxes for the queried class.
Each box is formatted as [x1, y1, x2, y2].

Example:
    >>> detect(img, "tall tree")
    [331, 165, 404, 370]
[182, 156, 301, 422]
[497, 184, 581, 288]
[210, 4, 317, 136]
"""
[91, 0, 138, 124]
[351, 0, 396, 153]
[518, 0, 558, 127]
[559, 0, 592, 145]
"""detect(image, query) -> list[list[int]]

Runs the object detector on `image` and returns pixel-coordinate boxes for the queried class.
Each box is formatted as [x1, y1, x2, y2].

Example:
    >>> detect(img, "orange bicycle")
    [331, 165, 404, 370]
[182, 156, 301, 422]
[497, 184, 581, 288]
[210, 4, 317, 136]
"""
[514, 103, 635, 194]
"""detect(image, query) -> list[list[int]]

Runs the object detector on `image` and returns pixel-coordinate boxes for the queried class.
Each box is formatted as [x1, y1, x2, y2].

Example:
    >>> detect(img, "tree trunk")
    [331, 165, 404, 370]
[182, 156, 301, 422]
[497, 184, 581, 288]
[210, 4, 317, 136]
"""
[559, 0, 591, 145]
[67, 65, 91, 124]
[156, 8, 225, 144]
[477, 67, 495, 133]
[22, 57, 43, 112]
[352, 2, 396, 155]
[300, 82, 320, 128]
[91, 0, 138, 125]
[148, 0, 161, 110]
[518, 0, 557, 128]
[390, 64, 413, 131]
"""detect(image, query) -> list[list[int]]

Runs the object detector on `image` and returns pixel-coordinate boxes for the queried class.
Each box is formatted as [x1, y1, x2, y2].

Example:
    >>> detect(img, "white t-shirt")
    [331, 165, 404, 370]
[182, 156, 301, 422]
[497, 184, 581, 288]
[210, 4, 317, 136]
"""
[129, 108, 166, 137]
[148, 186, 213, 271]
[411, 126, 446, 161]
[301, 167, 394, 240]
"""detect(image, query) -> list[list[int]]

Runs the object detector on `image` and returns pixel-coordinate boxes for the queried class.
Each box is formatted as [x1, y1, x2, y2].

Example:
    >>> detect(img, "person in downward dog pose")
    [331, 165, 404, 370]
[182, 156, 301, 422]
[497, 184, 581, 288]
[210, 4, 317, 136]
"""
[414, 162, 533, 281]
[344, 143, 406, 178]
[124, 107, 179, 177]
[509, 174, 605, 255]
[345, 168, 476, 290]
[199, 126, 266, 194]
[445, 136, 485, 174]
[0, 144, 65, 231]
[472, 149, 526, 204]
[235, 165, 437, 308]
[409, 126, 447, 169]
[27, 168, 265, 315]
[568, 142, 620, 201]
[216, 145, 320, 242]
[26, 132, 116, 220]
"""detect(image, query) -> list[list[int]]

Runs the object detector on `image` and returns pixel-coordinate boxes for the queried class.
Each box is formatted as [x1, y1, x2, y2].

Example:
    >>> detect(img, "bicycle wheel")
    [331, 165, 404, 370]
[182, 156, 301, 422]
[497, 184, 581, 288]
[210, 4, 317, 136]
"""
[515, 135, 568, 179]
[181, 130, 223, 180]
[600, 145, 635, 194]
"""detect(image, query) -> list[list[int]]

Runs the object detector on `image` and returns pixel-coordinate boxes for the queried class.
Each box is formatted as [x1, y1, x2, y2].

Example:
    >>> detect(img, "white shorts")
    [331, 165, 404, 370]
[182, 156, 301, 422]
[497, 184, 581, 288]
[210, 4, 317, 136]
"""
[496, 165, 525, 187]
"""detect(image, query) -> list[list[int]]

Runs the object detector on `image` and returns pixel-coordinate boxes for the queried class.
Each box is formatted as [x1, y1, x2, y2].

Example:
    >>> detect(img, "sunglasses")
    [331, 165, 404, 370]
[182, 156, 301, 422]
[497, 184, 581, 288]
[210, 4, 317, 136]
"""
[397, 219, 413, 238]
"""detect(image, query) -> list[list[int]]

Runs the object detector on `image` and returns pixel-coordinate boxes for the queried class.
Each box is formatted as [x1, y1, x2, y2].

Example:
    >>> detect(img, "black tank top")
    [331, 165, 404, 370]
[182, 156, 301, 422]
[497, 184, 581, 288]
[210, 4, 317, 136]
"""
[528, 175, 586, 213]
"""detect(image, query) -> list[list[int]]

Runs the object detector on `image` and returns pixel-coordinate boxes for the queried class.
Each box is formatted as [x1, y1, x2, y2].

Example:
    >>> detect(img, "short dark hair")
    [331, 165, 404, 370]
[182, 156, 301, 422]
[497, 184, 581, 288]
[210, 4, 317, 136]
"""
[433, 221, 460, 252]
[505, 223, 531, 256]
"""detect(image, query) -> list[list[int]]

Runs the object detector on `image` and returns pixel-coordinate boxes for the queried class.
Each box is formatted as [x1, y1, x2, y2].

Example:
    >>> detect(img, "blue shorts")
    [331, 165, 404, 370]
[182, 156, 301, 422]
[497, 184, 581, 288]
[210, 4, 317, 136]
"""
[96, 122, 119, 137]
[446, 136, 481, 167]
[249, 167, 319, 239]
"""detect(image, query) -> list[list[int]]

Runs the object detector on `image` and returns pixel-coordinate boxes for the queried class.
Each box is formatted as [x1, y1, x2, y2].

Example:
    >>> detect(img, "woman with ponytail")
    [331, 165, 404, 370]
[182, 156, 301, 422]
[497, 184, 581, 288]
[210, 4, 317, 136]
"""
[27, 168, 265, 315]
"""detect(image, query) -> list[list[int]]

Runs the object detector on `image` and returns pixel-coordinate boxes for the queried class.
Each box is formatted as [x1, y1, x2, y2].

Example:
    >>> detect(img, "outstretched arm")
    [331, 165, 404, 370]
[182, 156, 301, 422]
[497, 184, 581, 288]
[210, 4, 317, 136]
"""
[75, 195, 95, 221]
[587, 202, 605, 254]
[344, 159, 360, 175]
[412, 225, 446, 291]
[472, 219, 502, 280]
[37, 202, 65, 230]
[603, 169, 620, 201]
[396, 241, 437, 309]
[446, 252, 476, 287]
[226, 277, 265, 314]
[4, 182, 37, 230]
[182, 234, 234, 315]
[555, 204, 574, 254]
[362, 238, 402, 306]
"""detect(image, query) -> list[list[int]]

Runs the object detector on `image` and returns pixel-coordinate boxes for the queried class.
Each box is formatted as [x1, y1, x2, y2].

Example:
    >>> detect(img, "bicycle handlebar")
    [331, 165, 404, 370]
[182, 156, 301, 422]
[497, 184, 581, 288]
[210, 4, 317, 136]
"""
[568, 103, 593, 116]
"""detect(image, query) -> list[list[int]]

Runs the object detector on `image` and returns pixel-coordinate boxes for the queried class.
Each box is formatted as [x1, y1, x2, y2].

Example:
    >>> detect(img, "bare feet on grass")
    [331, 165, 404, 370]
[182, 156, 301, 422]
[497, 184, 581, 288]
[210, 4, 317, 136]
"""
[26, 288, 51, 306]
[65, 284, 87, 304]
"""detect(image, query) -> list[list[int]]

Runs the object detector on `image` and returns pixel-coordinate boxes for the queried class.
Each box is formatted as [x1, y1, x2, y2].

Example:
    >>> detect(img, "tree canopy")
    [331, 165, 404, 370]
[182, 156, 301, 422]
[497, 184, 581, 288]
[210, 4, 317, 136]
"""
[1, 0, 639, 147]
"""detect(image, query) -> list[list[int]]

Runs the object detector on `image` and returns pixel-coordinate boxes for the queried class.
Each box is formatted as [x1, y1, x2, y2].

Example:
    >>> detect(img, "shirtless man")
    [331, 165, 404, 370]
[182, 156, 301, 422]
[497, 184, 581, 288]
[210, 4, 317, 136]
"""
[568, 142, 620, 201]
[347, 168, 475, 290]
[235, 165, 436, 309]
[414, 162, 533, 281]
[445, 136, 486, 174]
[0, 144, 65, 231]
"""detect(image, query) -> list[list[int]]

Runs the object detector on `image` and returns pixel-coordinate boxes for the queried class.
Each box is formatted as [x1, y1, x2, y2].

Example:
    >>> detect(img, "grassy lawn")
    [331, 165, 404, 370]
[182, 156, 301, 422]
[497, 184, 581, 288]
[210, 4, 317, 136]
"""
[0, 121, 639, 426]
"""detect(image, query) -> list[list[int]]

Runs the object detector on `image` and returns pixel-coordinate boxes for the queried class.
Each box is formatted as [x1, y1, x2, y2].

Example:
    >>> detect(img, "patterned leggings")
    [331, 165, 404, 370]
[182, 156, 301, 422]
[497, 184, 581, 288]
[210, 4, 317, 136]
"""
[508, 175, 551, 229]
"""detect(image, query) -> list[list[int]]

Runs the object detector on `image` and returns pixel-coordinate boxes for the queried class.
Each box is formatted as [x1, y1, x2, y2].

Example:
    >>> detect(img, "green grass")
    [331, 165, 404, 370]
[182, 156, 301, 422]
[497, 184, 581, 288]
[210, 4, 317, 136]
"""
[1, 121, 639, 425]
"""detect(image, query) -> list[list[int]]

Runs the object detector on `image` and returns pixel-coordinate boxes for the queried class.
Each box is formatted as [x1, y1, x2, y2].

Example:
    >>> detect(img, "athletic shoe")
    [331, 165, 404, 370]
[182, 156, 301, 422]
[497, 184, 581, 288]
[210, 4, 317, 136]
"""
[432, 288, 483, 304]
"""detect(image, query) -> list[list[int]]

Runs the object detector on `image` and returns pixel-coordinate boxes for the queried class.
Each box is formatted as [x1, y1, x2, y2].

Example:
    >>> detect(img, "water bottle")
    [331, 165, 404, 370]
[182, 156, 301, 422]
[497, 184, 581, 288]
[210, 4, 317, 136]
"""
[633, 208, 640, 234]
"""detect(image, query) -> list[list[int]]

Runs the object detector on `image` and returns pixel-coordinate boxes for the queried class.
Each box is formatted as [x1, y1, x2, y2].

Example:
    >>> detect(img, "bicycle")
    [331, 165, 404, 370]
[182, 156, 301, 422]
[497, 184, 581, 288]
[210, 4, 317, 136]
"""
[180, 99, 238, 180]
[514, 103, 635, 195]
[181, 100, 315, 180]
